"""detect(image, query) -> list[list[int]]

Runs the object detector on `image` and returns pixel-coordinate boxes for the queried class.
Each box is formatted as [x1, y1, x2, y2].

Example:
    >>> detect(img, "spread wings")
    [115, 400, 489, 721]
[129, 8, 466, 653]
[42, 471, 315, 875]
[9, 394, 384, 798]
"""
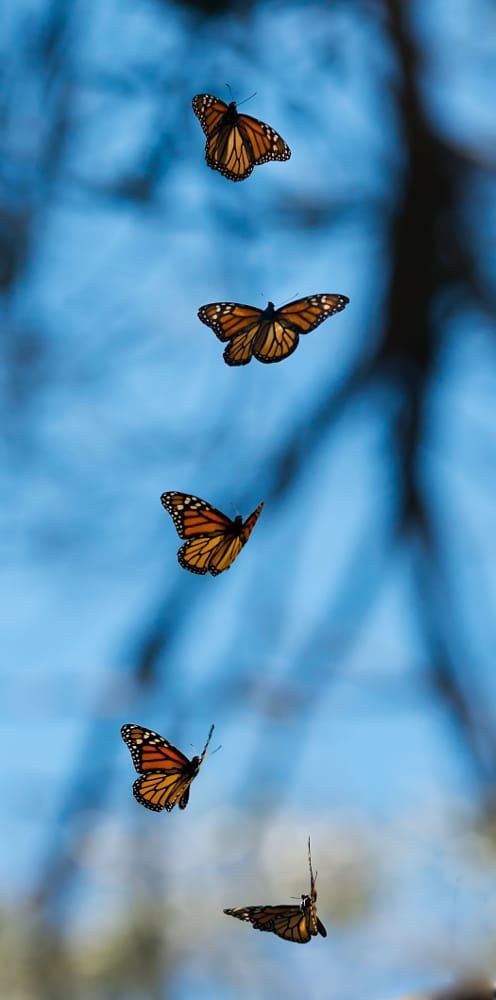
[120, 723, 214, 812]
[192, 94, 291, 182]
[160, 491, 264, 575]
[198, 294, 350, 366]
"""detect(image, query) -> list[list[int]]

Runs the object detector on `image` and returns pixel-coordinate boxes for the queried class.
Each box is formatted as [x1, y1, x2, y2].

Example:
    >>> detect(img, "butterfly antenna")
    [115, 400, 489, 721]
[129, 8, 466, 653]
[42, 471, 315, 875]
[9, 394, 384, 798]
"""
[237, 91, 257, 108]
[209, 742, 222, 757]
[200, 723, 215, 762]
[308, 836, 316, 885]
[225, 82, 233, 98]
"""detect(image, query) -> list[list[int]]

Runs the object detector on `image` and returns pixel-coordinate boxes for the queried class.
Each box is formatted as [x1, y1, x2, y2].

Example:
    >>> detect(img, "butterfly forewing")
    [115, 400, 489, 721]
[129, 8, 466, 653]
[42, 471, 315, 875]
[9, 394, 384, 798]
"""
[237, 114, 291, 165]
[198, 303, 263, 342]
[278, 294, 349, 333]
[161, 492, 232, 538]
[120, 725, 190, 772]
[192, 94, 229, 137]
[240, 501, 264, 543]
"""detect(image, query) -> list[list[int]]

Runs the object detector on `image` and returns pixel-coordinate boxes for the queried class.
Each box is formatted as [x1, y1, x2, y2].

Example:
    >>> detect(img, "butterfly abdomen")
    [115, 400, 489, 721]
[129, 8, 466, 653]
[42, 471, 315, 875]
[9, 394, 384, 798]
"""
[190, 756, 201, 775]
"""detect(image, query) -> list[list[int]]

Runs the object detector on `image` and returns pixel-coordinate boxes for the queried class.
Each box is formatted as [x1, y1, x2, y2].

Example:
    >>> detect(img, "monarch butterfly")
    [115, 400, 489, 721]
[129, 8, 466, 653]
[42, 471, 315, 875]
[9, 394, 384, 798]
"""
[224, 838, 327, 943]
[121, 723, 215, 812]
[198, 294, 349, 366]
[160, 491, 263, 576]
[192, 93, 291, 182]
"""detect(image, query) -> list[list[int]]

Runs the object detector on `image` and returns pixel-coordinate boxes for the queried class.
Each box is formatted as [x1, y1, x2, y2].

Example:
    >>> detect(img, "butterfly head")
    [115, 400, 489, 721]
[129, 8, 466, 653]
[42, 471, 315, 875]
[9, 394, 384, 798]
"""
[263, 301, 276, 317]
[232, 514, 244, 534]
[225, 101, 239, 120]
[300, 893, 311, 912]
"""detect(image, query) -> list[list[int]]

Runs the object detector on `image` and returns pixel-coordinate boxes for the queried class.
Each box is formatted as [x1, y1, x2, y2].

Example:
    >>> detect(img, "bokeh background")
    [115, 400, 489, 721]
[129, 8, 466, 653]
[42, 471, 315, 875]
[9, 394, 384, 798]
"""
[2, 0, 496, 997]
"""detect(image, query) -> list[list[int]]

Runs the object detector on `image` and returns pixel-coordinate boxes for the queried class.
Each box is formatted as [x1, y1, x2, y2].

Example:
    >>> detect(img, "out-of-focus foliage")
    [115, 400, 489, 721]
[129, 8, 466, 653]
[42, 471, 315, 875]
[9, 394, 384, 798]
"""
[1, 0, 496, 997]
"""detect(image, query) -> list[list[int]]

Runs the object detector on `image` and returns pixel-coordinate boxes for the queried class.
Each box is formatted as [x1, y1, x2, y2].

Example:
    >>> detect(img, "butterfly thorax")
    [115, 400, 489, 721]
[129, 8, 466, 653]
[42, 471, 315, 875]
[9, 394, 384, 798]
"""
[224, 102, 240, 124]
[190, 755, 201, 774]
[232, 515, 244, 535]
[263, 301, 276, 317]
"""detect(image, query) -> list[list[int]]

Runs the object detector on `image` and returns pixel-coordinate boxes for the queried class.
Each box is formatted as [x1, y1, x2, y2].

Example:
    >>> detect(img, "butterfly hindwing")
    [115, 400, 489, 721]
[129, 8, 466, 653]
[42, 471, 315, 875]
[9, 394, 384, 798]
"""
[206, 122, 254, 182]
[132, 770, 193, 812]
[161, 492, 263, 575]
[177, 532, 234, 576]
[252, 319, 299, 364]
[223, 905, 312, 943]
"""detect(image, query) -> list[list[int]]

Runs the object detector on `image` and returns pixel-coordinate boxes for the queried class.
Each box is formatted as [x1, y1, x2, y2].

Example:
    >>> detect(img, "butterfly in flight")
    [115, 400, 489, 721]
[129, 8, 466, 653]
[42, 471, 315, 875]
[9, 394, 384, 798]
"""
[198, 293, 349, 366]
[121, 722, 215, 812]
[192, 93, 291, 182]
[160, 491, 263, 576]
[224, 838, 327, 943]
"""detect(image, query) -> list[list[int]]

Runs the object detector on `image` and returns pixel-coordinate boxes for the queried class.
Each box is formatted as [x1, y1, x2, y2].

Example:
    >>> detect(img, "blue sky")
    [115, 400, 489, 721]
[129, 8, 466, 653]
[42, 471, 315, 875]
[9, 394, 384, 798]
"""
[2, 0, 496, 997]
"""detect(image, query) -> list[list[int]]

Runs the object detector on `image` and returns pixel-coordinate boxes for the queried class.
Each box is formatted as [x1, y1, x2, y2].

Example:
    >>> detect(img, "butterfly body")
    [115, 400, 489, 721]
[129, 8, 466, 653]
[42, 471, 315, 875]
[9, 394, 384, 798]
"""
[121, 723, 214, 812]
[161, 491, 263, 575]
[224, 839, 327, 943]
[198, 293, 349, 366]
[192, 94, 291, 182]
[220, 101, 239, 125]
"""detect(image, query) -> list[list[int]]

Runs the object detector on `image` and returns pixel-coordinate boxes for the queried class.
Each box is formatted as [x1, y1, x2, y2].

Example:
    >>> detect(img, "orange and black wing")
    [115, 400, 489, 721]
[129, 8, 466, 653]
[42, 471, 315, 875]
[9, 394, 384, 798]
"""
[224, 905, 312, 944]
[237, 112, 291, 167]
[160, 492, 263, 575]
[198, 302, 264, 366]
[207, 501, 264, 575]
[131, 770, 194, 812]
[121, 724, 196, 812]
[160, 491, 233, 540]
[192, 94, 229, 138]
[206, 120, 254, 182]
[278, 294, 349, 332]
[252, 294, 350, 365]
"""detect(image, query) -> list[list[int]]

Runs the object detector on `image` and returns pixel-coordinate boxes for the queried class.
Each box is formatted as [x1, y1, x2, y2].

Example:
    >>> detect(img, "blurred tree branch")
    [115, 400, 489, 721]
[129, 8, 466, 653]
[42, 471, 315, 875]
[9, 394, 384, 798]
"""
[394, 979, 495, 1000]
